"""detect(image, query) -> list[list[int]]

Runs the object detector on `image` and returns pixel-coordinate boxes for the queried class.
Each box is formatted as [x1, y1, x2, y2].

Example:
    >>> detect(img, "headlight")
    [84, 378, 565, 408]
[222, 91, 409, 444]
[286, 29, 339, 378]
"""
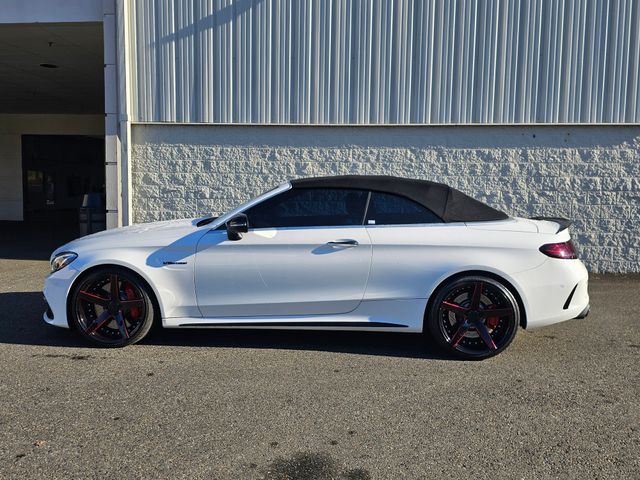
[50, 252, 78, 273]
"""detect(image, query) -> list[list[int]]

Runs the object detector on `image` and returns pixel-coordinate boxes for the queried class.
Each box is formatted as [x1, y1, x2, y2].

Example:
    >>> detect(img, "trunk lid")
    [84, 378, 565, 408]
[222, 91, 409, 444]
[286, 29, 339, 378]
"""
[465, 217, 540, 233]
[529, 216, 572, 234]
[466, 216, 572, 235]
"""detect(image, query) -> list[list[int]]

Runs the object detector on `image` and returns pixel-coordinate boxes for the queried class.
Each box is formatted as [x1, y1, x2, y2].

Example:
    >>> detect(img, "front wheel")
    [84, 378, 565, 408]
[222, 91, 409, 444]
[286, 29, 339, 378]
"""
[426, 276, 520, 360]
[69, 267, 156, 347]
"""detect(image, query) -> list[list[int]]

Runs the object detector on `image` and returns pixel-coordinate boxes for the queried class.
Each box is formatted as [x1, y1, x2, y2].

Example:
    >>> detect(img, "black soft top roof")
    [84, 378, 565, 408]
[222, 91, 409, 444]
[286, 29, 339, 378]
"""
[291, 175, 508, 223]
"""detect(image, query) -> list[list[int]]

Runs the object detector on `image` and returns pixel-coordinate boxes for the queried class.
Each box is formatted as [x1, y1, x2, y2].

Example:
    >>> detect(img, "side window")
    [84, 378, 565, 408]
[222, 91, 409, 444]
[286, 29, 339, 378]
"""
[365, 191, 442, 225]
[245, 188, 368, 228]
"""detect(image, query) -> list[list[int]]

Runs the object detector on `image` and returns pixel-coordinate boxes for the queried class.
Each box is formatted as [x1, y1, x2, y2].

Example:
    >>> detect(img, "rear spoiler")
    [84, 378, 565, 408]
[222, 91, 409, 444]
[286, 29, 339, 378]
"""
[530, 216, 572, 233]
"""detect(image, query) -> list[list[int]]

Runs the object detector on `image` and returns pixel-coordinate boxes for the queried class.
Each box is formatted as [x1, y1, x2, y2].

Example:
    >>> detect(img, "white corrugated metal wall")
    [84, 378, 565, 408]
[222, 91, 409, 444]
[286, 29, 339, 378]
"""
[127, 0, 640, 124]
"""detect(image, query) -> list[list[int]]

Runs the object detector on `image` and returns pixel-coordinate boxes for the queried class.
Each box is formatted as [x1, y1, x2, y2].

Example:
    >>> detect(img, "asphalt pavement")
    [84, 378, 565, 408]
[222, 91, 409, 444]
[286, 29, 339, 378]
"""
[0, 226, 638, 479]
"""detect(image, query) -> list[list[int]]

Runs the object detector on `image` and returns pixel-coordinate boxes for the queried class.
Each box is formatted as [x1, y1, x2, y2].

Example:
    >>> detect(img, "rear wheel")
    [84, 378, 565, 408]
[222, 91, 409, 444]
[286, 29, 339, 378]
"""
[427, 276, 520, 360]
[69, 267, 155, 347]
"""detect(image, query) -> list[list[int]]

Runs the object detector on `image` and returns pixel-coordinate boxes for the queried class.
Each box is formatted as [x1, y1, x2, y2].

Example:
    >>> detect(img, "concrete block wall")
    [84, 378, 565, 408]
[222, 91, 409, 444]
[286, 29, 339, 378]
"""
[131, 125, 640, 273]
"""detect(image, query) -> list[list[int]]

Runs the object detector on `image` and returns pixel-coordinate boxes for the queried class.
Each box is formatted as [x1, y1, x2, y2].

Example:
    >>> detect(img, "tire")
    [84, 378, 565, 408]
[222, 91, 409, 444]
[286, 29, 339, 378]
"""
[69, 266, 156, 347]
[426, 275, 520, 360]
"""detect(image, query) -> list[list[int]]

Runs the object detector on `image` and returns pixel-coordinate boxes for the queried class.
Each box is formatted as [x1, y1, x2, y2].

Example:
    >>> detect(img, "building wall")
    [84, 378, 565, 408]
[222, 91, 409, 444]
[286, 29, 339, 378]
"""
[0, 0, 102, 23]
[0, 114, 105, 221]
[130, 123, 639, 273]
[128, 0, 640, 124]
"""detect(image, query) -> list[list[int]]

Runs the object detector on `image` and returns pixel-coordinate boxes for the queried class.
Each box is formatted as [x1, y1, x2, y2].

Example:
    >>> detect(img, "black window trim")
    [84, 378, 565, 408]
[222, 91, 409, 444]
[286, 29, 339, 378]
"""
[220, 186, 444, 230]
[361, 191, 372, 225]
[362, 189, 444, 226]
[242, 186, 370, 230]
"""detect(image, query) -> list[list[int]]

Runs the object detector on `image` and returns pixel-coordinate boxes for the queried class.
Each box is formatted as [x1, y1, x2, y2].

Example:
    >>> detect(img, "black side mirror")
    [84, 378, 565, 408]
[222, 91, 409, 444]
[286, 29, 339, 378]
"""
[226, 213, 249, 241]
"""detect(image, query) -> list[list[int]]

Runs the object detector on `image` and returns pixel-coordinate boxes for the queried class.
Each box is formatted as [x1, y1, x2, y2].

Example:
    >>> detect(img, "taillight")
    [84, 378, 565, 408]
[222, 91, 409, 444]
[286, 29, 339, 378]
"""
[539, 240, 578, 259]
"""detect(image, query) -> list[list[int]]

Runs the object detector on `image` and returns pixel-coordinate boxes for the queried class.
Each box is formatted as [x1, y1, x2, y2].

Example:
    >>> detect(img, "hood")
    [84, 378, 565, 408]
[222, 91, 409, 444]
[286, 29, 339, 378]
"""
[79, 218, 196, 240]
[53, 218, 202, 257]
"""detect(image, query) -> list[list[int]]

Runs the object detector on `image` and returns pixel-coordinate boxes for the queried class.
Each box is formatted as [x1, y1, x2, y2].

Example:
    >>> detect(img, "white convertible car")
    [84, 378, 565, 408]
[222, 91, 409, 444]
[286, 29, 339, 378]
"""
[44, 175, 589, 359]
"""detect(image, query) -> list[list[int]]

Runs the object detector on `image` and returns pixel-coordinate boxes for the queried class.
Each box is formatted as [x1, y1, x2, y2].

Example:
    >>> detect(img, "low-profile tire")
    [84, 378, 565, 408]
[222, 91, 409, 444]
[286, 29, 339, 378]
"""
[426, 275, 520, 360]
[69, 267, 156, 347]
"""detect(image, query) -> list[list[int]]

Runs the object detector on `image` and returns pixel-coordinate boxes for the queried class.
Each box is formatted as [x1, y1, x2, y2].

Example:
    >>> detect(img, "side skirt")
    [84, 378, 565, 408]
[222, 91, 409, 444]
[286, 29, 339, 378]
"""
[178, 321, 408, 329]
[163, 298, 428, 333]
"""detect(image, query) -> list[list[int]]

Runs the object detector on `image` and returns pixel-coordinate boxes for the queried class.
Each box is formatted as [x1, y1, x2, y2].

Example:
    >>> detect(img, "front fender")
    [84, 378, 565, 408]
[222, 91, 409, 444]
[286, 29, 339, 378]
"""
[45, 245, 202, 329]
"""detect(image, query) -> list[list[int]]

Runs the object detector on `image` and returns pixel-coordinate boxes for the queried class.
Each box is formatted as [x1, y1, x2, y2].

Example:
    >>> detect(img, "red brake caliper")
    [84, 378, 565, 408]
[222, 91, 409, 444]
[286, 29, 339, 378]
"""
[485, 305, 500, 330]
[124, 284, 140, 319]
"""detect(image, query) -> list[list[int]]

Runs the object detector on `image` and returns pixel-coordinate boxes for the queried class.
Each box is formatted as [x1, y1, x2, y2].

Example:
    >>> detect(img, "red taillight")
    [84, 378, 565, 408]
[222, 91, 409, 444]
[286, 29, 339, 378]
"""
[539, 240, 578, 259]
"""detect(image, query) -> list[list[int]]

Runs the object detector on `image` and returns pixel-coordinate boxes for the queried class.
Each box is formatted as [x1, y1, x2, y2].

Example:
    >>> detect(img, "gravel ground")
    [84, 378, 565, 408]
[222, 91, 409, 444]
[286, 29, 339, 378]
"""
[0, 248, 638, 479]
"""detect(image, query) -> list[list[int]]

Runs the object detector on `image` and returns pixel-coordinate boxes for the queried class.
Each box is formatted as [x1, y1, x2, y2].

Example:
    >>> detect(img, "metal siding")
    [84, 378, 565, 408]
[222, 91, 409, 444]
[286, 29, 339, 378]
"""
[128, 0, 640, 124]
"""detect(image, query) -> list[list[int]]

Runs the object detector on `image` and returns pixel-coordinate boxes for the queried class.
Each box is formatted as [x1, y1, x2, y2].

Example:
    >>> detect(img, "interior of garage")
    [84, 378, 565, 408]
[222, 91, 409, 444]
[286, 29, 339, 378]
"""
[0, 22, 105, 255]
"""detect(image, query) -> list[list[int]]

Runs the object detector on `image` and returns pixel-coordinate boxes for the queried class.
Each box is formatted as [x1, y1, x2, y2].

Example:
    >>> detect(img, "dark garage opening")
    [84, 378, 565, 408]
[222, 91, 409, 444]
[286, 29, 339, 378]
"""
[0, 22, 105, 260]
[0, 135, 106, 260]
[22, 134, 105, 232]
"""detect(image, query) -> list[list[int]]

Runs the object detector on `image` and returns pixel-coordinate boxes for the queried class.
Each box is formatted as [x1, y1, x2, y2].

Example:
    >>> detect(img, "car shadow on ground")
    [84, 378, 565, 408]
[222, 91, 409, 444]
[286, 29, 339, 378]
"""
[0, 291, 453, 360]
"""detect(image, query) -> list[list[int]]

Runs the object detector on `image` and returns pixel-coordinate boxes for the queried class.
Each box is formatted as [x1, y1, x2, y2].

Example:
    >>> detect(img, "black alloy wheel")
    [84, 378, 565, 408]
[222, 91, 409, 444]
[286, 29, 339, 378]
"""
[427, 276, 520, 360]
[70, 267, 156, 347]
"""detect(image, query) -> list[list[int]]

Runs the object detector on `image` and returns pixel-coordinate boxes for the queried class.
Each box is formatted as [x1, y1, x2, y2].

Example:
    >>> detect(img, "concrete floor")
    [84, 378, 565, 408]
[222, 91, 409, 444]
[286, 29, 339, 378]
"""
[0, 224, 638, 479]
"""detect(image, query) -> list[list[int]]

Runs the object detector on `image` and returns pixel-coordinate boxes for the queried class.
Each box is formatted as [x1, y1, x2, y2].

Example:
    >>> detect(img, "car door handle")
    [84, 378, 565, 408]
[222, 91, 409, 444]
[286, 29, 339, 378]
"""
[327, 239, 359, 247]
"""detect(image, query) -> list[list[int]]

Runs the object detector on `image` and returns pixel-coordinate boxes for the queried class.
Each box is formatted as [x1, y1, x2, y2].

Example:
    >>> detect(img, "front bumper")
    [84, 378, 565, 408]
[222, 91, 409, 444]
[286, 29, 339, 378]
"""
[43, 265, 81, 329]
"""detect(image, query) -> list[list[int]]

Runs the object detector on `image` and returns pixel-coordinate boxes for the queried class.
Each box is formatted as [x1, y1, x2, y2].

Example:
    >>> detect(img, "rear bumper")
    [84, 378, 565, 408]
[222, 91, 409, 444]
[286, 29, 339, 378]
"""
[511, 258, 589, 330]
[573, 304, 590, 319]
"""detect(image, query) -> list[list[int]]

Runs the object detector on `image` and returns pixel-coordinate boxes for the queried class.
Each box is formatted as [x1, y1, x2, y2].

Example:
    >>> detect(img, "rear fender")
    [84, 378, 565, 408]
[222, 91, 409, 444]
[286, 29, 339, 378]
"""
[424, 267, 530, 329]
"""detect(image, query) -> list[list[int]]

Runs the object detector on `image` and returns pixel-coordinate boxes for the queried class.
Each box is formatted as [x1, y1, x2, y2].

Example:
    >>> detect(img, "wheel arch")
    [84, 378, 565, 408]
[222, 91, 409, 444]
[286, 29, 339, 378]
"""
[66, 263, 163, 330]
[423, 269, 528, 330]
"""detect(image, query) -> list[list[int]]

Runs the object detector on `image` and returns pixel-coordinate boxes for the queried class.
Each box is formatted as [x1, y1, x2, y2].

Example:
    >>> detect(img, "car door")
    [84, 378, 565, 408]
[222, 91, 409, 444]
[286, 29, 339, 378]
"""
[195, 188, 372, 317]
[362, 191, 466, 300]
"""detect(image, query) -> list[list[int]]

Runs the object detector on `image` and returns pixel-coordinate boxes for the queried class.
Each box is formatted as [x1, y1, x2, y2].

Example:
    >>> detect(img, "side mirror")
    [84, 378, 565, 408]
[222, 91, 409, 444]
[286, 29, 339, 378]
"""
[225, 213, 249, 241]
